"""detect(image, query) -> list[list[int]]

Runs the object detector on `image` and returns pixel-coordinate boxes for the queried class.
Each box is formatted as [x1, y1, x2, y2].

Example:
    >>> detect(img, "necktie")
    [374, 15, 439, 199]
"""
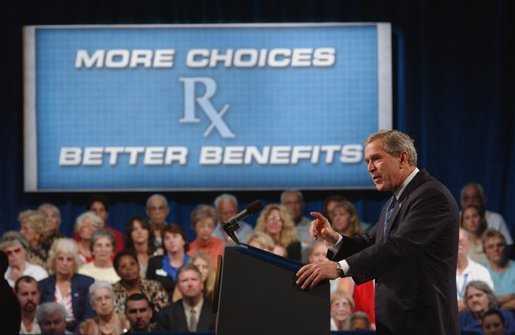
[383, 196, 397, 234]
[189, 308, 197, 332]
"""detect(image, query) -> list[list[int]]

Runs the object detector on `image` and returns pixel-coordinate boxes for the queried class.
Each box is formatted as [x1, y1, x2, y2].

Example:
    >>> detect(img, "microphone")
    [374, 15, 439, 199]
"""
[222, 200, 263, 245]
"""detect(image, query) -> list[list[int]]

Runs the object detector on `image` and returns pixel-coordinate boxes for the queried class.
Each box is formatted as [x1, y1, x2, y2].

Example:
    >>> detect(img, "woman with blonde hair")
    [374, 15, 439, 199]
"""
[18, 209, 47, 268]
[73, 211, 105, 264]
[189, 251, 216, 301]
[38, 238, 95, 332]
[330, 291, 354, 331]
[328, 200, 362, 237]
[246, 231, 275, 252]
[254, 204, 301, 261]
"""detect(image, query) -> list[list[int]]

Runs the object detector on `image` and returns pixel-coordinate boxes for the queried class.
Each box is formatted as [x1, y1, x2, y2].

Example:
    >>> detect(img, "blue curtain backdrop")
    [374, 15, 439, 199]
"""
[0, 0, 513, 240]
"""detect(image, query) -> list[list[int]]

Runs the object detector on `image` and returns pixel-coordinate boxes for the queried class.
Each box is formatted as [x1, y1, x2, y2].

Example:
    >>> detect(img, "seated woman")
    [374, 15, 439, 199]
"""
[254, 204, 301, 262]
[189, 251, 216, 302]
[79, 281, 129, 335]
[38, 203, 65, 255]
[113, 250, 169, 314]
[330, 291, 354, 331]
[18, 209, 48, 268]
[482, 229, 515, 311]
[482, 309, 508, 335]
[460, 280, 515, 333]
[328, 201, 363, 238]
[78, 229, 120, 284]
[461, 204, 488, 264]
[124, 215, 160, 278]
[73, 211, 105, 264]
[146, 224, 189, 301]
[38, 238, 95, 332]
[0, 231, 48, 287]
[188, 204, 225, 269]
[246, 231, 275, 252]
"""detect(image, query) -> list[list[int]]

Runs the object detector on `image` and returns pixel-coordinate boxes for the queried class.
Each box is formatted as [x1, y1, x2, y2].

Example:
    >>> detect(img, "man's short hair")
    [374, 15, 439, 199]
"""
[365, 129, 418, 166]
[36, 302, 66, 325]
[14, 275, 38, 293]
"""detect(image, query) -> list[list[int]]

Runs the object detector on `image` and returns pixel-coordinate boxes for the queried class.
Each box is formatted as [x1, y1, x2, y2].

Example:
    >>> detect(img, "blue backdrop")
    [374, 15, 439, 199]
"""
[0, 0, 513, 242]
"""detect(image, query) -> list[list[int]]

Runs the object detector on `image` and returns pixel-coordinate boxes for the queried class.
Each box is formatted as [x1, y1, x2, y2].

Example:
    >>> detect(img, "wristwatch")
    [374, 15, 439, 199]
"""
[335, 261, 344, 277]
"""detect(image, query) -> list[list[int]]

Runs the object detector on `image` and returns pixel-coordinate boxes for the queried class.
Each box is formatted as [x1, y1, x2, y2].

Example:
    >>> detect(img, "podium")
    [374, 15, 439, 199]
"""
[215, 244, 329, 335]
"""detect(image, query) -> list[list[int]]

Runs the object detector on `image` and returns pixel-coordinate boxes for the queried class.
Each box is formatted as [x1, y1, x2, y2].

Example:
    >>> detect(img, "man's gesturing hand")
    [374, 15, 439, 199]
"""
[310, 211, 339, 245]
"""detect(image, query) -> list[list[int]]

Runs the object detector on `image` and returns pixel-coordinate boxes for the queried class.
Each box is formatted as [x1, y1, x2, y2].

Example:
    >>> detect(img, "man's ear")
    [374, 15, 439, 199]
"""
[399, 151, 409, 167]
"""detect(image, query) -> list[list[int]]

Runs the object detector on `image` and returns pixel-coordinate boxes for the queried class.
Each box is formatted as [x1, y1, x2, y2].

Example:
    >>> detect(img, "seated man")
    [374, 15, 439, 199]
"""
[459, 280, 515, 334]
[155, 264, 215, 332]
[212, 193, 254, 243]
[16, 276, 41, 334]
[36, 302, 72, 335]
[125, 293, 154, 333]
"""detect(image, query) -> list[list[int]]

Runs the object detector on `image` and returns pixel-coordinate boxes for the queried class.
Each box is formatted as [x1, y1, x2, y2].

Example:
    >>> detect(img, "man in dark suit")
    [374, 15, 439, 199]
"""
[296, 130, 460, 334]
[154, 263, 215, 332]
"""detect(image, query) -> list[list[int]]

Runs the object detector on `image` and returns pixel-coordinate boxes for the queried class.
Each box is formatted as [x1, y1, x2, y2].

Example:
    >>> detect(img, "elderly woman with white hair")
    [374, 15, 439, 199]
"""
[38, 238, 95, 332]
[0, 231, 48, 287]
[73, 211, 105, 264]
[79, 281, 129, 335]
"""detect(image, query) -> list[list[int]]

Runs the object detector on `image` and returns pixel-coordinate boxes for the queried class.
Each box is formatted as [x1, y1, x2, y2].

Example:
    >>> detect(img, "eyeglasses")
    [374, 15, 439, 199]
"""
[148, 206, 167, 212]
[485, 243, 505, 250]
[4, 247, 23, 256]
[267, 216, 283, 222]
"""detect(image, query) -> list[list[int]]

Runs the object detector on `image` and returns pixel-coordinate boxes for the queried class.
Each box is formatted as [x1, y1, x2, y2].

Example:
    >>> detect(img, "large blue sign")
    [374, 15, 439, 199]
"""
[23, 23, 392, 191]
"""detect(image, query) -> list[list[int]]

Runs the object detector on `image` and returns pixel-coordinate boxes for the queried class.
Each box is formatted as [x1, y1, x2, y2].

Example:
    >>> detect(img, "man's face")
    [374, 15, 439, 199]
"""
[461, 185, 483, 208]
[465, 286, 489, 314]
[177, 269, 204, 299]
[364, 139, 404, 192]
[126, 299, 153, 331]
[146, 197, 169, 225]
[40, 311, 66, 335]
[217, 200, 237, 223]
[282, 192, 304, 221]
[16, 281, 40, 314]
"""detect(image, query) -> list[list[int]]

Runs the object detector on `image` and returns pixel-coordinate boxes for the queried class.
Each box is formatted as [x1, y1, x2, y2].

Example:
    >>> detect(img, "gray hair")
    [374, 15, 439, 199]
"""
[346, 311, 371, 330]
[365, 130, 418, 166]
[465, 280, 497, 310]
[280, 189, 304, 204]
[0, 231, 29, 251]
[146, 193, 169, 209]
[74, 211, 104, 234]
[89, 280, 114, 305]
[460, 182, 487, 205]
[38, 203, 62, 228]
[214, 193, 238, 209]
[47, 238, 81, 275]
[36, 302, 66, 325]
[89, 229, 116, 252]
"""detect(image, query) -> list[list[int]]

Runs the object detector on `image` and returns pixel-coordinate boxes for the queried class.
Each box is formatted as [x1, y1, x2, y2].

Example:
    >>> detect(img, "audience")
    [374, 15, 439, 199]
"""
[146, 223, 190, 301]
[16, 276, 41, 334]
[482, 309, 508, 335]
[348, 311, 373, 331]
[457, 227, 494, 311]
[145, 194, 170, 247]
[79, 281, 129, 335]
[254, 204, 302, 262]
[330, 290, 354, 331]
[461, 204, 489, 264]
[124, 215, 161, 278]
[18, 209, 48, 268]
[73, 211, 104, 264]
[460, 182, 513, 245]
[189, 251, 216, 302]
[36, 302, 71, 335]
[125, 293, 155, 333]
[78, 229, 120, 283]
[0, 231, 48, 287]
[38, 238, 95, 332]
[155, 264, 215, 332]
[460, 280, 515, 333]
[246, 231, 275, 252]
[280, 189, 313, 262]
[112, 250, 169, 314]
[483, 229, 515, 311]
[188, 204, 225, 268]
[212, 193, 254, 243]
[323, 194, 347, 217]
[86, 194, 125, 253]
[328, 200, 363, 238]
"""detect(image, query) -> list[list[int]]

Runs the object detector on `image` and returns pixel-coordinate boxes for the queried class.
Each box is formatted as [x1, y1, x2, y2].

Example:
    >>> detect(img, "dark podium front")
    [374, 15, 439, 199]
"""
[215, 244, 329, 335]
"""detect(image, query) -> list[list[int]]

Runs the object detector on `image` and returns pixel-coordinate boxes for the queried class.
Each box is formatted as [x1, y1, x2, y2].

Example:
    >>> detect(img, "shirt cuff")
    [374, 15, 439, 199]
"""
[326, 234, 343, 253]
[339, 260, 350, 275]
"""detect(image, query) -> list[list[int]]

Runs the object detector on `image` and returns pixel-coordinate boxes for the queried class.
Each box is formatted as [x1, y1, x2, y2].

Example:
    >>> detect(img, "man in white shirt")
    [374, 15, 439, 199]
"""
[212, 193, 253, 243]
[460, 182, 513, 245]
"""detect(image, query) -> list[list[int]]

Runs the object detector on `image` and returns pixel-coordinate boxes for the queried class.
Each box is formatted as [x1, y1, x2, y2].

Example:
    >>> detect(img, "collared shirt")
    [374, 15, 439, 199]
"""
[20, 318, 41, 334]
[182, 298, 204, 330]
[333, 168, 420, 275]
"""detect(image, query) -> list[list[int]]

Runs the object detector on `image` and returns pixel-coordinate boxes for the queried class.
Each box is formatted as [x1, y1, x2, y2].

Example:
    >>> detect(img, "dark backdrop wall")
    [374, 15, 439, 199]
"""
[0, 0, 513, 241]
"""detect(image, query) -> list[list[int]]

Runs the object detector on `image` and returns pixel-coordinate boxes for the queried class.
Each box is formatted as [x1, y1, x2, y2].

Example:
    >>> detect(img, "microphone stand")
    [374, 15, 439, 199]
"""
[222, 219, 241, 245]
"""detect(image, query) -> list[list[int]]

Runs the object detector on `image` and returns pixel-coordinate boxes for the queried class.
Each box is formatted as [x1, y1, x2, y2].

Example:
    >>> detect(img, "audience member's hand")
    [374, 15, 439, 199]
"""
[310, 212, 339, 245]
[296, 260, 340, 289]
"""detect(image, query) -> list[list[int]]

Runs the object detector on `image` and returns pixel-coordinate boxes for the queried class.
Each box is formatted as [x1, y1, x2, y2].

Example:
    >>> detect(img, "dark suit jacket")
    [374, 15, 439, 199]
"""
[146, 255, 176, 296]
[330, 170, 460, 335]
[154, 297, 215, 332]
[38, 274, 95, 325]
